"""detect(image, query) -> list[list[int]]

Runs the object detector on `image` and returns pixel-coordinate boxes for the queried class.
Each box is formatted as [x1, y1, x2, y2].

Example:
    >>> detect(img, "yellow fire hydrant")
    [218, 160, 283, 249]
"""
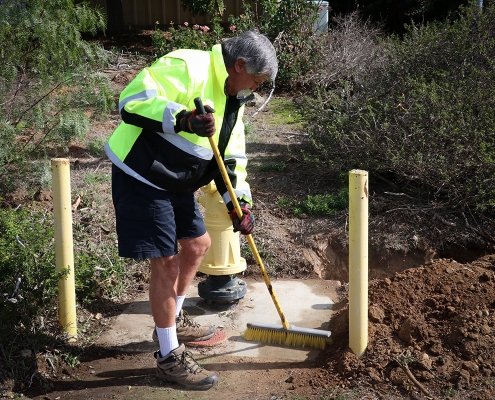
[196, 181, 247, 302]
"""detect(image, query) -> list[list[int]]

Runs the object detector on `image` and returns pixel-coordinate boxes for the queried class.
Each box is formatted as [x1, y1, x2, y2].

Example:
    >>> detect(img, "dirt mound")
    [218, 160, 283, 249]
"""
[24, 255, 495, 400]
[295, 255, 495, 399]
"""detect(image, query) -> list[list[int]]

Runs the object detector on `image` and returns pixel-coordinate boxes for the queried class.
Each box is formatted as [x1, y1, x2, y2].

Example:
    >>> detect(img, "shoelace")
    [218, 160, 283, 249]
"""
[179, 311, 200, 328]
[180, 350, 204, 374]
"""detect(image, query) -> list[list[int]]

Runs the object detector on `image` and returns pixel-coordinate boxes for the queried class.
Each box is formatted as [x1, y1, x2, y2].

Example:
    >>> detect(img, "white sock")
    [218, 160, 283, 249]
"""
[156, 325, 179, 357]
[175, 295, 186, 317]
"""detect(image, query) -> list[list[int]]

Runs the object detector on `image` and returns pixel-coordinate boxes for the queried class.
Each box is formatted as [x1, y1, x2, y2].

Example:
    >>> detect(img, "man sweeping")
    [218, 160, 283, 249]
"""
[105, 30, 278, 390]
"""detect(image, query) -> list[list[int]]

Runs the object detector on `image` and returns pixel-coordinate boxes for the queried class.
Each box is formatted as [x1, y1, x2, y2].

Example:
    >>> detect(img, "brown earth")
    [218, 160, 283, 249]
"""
[10, 31, 495, 399]
[22, 256, 495, 400]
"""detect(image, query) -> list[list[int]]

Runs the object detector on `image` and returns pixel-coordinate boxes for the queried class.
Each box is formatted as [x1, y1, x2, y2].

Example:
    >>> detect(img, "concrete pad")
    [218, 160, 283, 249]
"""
[96, 278, 340, 361]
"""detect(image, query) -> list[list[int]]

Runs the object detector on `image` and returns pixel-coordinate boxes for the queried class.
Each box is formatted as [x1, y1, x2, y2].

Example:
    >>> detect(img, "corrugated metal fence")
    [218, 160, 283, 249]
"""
[90, 0, 245, 28]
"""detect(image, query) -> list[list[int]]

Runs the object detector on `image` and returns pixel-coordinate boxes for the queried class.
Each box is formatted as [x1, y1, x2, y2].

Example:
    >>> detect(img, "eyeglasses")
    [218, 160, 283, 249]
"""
[236, 74, 273, 100]
[252, 75, 268, 86]
[253, 77, 265, 86]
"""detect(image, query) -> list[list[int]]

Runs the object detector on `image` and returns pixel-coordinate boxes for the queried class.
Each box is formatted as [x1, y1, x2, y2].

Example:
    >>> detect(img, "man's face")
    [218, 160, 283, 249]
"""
[226, 59, 269, 98]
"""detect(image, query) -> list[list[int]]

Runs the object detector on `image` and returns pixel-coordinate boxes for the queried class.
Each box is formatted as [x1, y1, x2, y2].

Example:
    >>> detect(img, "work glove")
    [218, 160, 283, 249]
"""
[177, 105, 216, 137]
[228, 201, 255, 235]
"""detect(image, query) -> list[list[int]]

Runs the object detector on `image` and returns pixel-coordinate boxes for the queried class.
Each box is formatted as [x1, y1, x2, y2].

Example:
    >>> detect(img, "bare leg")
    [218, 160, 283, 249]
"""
[176, 233, 211, 295]
[149, 255, 178, 328]
[150, 232, 218, 389]
[149, 232, 211, 328]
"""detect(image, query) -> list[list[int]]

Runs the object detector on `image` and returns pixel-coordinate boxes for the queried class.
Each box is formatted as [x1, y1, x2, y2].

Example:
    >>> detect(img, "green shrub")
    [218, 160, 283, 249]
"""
[228, 0, 323, 89]
[0, 206, 128, 339]
[303, 4, 495, 210]
[151, 17, 224, 56]
[277, 190, 348, 216]
[181, 0, 226, 16]
[259, 162, 286, 172]
[278, 197, 294, 208]
[87, 137, 108, 157]
[0, 205, 128, 391]
[150, 1, 325, 90]
[0, 0, 113, 198]
[293, 190, 348, 216]
[75, 244, 126, 302]
[0, 208, 59, 339]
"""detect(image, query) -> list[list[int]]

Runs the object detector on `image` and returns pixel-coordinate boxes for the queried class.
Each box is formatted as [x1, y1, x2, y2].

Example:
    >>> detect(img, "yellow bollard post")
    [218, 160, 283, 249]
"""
[51, 158, 77, 341]
[348, 169, 368, 357]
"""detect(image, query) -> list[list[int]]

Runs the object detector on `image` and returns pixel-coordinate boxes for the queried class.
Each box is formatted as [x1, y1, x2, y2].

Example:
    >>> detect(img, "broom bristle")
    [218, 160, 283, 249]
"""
[243, 325, 332, 350]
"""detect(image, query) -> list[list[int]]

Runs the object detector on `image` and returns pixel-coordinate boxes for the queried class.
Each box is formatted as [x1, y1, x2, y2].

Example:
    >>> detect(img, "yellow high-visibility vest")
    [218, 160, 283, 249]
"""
[105, 44, 251, 206]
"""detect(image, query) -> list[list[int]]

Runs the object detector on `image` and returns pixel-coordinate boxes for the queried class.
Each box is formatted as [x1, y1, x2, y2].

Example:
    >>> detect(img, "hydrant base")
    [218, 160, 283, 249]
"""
[198, 275, 247, 302]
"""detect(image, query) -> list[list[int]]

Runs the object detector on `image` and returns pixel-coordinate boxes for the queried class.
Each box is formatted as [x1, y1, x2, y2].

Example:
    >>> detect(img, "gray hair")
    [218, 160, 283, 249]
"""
[222, 30, 278, 82]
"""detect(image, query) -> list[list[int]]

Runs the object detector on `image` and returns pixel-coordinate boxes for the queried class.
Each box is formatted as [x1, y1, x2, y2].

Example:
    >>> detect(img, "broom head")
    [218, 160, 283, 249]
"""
[243, 322, 332, 350]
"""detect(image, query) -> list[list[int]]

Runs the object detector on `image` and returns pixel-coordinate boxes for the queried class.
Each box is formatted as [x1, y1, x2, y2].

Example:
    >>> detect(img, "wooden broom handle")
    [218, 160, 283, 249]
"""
[194, 97, 291, 330]
[194, 97, 244, 219]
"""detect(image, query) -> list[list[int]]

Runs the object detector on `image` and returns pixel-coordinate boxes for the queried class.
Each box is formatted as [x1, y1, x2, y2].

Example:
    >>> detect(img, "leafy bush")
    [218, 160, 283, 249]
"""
[228, 0, 324, 89]
[278, 189, 348, 216]
[259, 162, 286, 172]
[150, 0, 326, 90]
[300, 12, 386, 89]
[0, 207, 128, 339]
[75, 245, 126, 302]
[303, 4, 495, 210]
[181, 0, 226, 16]
[151, 17, 224, 55]
[0, 205, 130, 391]
[0, 208, 59, 339]
[293, 190, 348, 216]
[0, 0, 114, 198]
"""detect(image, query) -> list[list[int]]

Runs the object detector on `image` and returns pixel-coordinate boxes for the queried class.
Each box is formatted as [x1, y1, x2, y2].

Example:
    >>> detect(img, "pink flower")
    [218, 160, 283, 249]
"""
[229, 25, 236, 31]
[193, 24, 199, 29]
[200, 25, 210, 32]
[184, 21, 189, 26]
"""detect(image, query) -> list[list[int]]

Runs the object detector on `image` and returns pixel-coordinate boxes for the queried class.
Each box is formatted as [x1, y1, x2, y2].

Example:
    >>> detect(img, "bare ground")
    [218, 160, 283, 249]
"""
[18, 255, 495, 400]
[6, 32, 495, 399]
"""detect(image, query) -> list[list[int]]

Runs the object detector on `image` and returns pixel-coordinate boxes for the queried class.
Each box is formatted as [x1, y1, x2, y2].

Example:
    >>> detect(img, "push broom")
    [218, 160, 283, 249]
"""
[194, 98, 332, 350]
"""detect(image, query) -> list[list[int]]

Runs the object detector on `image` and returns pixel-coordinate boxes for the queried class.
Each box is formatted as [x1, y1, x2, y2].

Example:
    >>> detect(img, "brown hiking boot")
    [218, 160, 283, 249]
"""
[152, 310, 216, 343]
[154, 344, 218, 390]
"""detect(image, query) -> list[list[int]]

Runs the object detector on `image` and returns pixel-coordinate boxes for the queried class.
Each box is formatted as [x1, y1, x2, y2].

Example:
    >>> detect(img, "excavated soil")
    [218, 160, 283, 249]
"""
[23, 256, 495, 400]
[310, 255, 495, 399]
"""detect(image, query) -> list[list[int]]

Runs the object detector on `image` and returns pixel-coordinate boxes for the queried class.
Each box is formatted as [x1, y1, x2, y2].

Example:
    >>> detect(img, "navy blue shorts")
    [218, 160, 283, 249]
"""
[111, 165, 206, 259]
